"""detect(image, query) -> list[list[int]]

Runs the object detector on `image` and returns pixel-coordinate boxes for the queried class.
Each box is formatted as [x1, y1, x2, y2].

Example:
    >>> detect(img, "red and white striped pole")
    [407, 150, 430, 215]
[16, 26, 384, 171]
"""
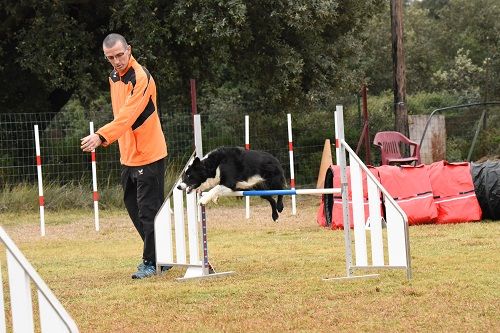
[34, 125, 45, 236]
[89, 122, 100, 232]
[287, 114, 297, 215]
[244, 115, 250, 219]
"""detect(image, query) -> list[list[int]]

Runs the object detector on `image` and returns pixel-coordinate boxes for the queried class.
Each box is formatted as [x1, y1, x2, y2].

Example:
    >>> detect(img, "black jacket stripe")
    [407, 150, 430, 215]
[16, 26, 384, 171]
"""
[142, 66, 151, 96]
[121, 68, 136, 95]
[131, 97, 155, 131]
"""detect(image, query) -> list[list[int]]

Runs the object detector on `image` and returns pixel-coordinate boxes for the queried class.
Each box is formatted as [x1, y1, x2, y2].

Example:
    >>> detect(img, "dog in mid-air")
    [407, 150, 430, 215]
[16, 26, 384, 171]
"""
[177, 147, 286, 221]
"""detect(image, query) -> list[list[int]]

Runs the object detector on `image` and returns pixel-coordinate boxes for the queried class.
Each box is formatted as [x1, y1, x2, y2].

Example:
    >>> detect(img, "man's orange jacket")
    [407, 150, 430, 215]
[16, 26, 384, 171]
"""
[96, 56, 167, 166]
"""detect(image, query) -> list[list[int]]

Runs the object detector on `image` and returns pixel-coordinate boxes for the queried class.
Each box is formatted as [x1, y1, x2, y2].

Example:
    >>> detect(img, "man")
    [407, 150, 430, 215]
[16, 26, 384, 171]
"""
[81, 33, 168, 279]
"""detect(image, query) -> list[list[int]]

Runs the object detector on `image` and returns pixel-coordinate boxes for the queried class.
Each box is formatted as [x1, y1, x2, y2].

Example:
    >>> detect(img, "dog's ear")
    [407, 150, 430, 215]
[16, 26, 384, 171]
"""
[192, 157, 200, 165]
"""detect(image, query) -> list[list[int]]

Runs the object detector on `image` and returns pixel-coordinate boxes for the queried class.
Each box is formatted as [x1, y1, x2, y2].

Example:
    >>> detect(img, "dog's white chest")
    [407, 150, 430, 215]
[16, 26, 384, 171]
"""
[236, 175, 265, 189]
[198, 167, 221, 191]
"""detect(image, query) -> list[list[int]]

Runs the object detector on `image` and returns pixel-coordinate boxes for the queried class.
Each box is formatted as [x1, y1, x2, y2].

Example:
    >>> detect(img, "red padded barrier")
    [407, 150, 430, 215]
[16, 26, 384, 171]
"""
[377, 165, 438, 225]
[427, 161, 482, 224]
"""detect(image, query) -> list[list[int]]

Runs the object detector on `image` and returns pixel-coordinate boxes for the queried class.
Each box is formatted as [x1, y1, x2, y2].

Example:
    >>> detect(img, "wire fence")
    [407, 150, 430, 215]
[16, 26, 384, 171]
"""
[1, 102, 498, 192]
[0, 109, 329, 190]
[421, 103, 500, 162]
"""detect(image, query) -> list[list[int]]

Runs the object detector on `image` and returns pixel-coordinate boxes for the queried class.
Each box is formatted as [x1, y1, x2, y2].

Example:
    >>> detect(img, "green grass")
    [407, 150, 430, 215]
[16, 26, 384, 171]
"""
[0, 198, 499, 332]
[0, 158, 184, 213]
[0, 182, 126, 212]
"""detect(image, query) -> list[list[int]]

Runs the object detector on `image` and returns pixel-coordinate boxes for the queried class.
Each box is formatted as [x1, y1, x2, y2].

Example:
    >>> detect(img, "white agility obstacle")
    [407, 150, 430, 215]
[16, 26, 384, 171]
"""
[0, 226, 79, 332]
[154, 152, 235, 281]
[154, 106, 411, 281]
[324, 105, 412, 280]
[154, 115, 235, 281]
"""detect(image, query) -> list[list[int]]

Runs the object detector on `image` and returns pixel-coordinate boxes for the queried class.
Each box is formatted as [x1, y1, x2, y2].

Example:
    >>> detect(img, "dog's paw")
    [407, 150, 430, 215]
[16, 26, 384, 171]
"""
[199, 195, 210, 205]
[212, 196, 219, 204]
[277, 202, 284, 213]
[272, 211, 279, 221]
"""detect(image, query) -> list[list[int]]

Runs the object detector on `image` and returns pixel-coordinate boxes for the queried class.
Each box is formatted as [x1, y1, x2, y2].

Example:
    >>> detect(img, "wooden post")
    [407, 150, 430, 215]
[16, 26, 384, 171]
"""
[361, 84, 371, 164]
[391, 0, 408, 138]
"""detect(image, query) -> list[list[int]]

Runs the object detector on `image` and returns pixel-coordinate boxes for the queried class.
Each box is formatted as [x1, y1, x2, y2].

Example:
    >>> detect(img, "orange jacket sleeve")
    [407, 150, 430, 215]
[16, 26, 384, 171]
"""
[97, 70, 152, 145]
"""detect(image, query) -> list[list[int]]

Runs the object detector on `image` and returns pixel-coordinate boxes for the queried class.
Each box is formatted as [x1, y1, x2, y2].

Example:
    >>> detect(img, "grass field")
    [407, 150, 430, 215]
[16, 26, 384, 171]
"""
[1, 197, 499, 332]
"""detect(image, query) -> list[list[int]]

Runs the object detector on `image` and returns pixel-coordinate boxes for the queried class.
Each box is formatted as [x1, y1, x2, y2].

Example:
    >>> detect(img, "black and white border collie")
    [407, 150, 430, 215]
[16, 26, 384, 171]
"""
[177, 147, 286, 221]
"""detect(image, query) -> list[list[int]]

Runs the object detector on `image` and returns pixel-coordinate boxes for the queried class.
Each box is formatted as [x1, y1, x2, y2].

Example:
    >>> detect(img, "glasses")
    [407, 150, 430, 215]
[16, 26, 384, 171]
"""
[104, 49, 129, 61]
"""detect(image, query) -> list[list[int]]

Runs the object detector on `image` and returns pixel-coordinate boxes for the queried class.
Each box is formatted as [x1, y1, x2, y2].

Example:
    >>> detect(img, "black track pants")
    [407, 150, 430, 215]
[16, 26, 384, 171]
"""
[121, 158, 165, 264]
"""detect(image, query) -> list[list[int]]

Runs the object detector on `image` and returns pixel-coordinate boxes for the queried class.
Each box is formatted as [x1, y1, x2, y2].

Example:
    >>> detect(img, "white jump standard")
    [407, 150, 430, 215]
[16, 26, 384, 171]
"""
[154, 153, 236, 281]
[324, 105, 412, 280]
[154, 108, 412, 281]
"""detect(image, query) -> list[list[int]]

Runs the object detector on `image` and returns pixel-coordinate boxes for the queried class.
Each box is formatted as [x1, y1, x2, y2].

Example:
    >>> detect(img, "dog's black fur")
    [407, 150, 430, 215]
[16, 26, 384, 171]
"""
[177, 147, 286, 221]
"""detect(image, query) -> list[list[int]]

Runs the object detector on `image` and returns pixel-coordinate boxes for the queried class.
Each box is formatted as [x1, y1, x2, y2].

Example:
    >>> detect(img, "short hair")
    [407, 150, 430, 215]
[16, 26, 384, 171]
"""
[103, 33, 128, 49]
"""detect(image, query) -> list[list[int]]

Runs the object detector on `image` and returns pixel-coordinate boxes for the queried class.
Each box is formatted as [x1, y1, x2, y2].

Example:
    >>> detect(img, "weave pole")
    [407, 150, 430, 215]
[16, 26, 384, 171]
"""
[244, 115, 250, 219]
[33, 125, 45, 236]
[242, 113, 297, 217]
[287, 114, 297, 215]
[89, 122, 100, 232]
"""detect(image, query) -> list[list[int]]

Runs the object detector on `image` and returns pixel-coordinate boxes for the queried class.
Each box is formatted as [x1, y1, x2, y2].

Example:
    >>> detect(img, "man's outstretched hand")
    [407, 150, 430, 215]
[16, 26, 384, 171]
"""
[80, 133, 102, 152]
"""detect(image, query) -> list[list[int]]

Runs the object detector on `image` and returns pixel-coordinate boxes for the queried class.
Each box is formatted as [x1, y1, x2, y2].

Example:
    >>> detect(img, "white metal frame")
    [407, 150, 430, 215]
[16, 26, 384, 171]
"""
[0, 227, 79, 332]
[155, 107, 411, 281]
[154, 115, 235, 281]
[323, 105, 412, 280]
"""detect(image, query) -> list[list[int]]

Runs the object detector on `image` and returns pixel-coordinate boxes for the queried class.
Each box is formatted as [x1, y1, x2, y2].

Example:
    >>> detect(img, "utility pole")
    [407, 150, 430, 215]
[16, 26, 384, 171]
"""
[391, 0, 408, 137]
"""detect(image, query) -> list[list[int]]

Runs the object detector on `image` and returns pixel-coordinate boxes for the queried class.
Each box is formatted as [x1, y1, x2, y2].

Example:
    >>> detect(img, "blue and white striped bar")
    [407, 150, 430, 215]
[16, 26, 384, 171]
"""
[216, 188, 341, 197]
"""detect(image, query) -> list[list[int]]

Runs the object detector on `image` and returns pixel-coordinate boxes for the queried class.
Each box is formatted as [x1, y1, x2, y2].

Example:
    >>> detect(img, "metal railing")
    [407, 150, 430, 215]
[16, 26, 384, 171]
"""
[419, 102, 500, 161]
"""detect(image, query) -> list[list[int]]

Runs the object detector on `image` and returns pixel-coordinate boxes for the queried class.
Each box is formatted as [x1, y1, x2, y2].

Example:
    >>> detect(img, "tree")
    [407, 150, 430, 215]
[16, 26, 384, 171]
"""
[109, 0, 386, 112]
[360, 0, 500, 100]
[0, 0, 113, 117]
[422, 0, 500, 100]
[0, 0, 386, 116]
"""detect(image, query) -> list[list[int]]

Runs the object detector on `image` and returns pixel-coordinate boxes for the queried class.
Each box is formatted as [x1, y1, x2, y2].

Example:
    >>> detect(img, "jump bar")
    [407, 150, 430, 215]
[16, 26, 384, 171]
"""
[220, 188, 341, 197]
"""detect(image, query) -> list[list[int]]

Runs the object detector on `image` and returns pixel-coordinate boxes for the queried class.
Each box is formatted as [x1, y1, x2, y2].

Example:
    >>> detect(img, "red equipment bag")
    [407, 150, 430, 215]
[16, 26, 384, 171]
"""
[377, 164, 438, 225]
[317, 200, 328, 227]
[316, 165, 381, 230]
[427, 161, 482, 223]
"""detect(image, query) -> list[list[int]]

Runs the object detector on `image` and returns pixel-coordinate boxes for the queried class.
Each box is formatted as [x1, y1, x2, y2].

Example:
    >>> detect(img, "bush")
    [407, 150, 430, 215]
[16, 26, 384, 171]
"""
[406, 91, 459, 114]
